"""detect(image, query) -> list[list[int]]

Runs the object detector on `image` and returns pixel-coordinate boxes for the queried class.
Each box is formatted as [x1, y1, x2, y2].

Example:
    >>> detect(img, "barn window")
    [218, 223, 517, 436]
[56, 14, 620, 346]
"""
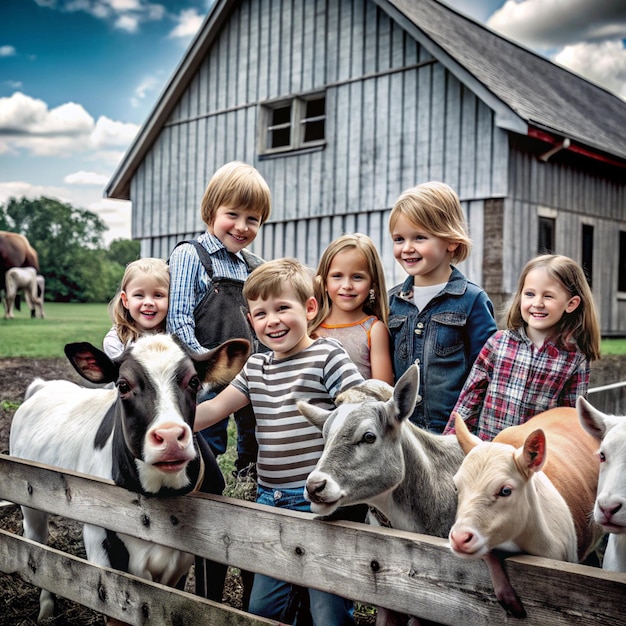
[538, 217, 555, 254]
[581, 224, 593, 288]
[260, 94, 326, 155]
[618, 231, 626, 293]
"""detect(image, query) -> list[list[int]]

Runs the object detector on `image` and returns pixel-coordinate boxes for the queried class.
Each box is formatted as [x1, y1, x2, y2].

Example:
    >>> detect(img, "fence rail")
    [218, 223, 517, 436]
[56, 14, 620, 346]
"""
[1, 455, 625, 626]
[588, 380, 626, 414]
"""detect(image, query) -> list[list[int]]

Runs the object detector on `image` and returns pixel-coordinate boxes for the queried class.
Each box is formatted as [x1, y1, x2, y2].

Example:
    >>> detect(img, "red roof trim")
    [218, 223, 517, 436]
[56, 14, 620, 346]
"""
[528, 127, 626, 169]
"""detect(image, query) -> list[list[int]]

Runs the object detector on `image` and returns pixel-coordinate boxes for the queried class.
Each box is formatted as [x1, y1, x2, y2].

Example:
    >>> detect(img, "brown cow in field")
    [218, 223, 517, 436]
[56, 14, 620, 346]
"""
[450, 408, 604, 616]
[0, 230, 39, 292]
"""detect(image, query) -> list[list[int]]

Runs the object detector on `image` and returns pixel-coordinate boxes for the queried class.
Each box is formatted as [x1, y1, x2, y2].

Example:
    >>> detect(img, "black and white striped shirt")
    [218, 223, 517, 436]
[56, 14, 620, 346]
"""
[231, 337, 364, 489]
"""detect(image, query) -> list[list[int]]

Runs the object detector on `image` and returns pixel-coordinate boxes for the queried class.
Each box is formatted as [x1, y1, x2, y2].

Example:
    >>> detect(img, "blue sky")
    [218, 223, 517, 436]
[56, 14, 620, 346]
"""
[1, 0, 625, 244]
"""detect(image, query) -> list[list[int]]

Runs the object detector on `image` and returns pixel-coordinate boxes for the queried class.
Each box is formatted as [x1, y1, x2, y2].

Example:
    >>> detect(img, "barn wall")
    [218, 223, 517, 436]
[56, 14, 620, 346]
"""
[502, 136, 626, 335]
[133, 0, 508, 288]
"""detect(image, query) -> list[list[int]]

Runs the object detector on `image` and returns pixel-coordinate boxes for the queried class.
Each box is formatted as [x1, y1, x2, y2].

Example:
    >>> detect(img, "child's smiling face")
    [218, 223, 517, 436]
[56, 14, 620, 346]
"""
[121, 275, 169, 333]
[520, 267, 581, 345]
[247, 290, 318, 359]
[391, 213, 458, 286]
[209, 205, 262, 253]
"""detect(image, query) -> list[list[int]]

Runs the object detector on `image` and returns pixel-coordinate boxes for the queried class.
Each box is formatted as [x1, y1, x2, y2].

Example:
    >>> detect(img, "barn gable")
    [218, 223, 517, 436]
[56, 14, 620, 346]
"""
[105, 0, 626, 335]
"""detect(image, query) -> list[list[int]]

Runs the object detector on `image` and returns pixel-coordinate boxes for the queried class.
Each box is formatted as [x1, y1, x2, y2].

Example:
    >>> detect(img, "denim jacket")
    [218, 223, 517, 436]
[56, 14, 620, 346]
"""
[388, 267, 497, 433]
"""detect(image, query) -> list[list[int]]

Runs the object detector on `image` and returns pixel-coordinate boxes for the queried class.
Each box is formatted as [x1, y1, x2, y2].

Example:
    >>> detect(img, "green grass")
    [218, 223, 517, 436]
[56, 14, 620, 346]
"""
[0, 302, 111, 357]
[601, 338, 626, 355]
[1, 302, 625, 359]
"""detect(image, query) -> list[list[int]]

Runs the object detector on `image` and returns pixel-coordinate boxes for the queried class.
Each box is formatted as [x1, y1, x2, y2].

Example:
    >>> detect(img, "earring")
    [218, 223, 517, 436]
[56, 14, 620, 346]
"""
[369, 289, 376, 305]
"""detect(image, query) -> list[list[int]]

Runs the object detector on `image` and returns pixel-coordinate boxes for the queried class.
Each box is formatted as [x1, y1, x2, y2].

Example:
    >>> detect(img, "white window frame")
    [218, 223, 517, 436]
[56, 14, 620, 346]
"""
[259, 93, 326, 156]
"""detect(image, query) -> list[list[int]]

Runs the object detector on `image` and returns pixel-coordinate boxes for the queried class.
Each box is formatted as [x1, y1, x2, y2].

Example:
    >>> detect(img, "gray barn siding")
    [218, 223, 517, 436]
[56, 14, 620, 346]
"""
[502, 140, 626, 334]
[134, 0, 507, 292]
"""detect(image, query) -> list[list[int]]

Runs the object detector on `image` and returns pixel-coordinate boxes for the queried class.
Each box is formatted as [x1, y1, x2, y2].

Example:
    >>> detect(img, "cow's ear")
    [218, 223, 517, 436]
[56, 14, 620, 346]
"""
[193, 339, 251, 388]
[519, 429, 547, 474]
[64, 342, 119, 384]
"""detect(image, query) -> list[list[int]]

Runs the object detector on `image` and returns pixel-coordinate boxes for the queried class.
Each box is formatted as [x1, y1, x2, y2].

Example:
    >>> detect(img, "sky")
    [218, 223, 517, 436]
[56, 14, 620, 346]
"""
[1, 0, 625, 245]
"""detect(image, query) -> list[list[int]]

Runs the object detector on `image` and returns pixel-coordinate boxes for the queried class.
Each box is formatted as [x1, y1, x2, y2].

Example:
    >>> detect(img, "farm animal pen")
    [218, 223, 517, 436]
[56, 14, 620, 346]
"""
[1, 455, 624, 625]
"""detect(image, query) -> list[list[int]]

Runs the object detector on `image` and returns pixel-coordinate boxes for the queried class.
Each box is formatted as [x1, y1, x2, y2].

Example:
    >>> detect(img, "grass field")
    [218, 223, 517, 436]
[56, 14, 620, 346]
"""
[0, 302, 111, 357]
[1, 301, 625, 358]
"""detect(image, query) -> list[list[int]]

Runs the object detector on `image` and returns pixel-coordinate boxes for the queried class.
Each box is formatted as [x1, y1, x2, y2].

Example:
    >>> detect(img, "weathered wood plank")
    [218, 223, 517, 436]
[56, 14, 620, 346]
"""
[0, 530, 276, 626]
[2, 455, 625, 625]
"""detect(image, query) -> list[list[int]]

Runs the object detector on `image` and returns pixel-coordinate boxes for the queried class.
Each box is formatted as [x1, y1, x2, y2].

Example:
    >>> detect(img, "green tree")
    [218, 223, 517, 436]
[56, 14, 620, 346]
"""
[0, 196, 127, 302]
[107, 238, 141, 266]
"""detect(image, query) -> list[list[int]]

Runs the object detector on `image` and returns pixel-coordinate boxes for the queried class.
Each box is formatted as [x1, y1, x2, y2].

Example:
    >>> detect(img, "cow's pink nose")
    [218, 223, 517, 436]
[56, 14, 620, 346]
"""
[449, 527, 475, 552]
[149, 424, 190, 449]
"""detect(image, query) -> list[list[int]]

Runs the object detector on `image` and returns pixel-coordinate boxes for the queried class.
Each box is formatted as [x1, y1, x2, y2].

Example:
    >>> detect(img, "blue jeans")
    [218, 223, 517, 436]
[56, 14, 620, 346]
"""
[248, 486, 355, 625]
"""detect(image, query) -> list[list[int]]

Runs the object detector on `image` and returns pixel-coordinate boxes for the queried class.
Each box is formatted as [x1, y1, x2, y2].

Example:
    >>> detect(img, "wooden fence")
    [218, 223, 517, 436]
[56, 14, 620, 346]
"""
[588, 380, 626, 415]
[1, 454, 625, 626]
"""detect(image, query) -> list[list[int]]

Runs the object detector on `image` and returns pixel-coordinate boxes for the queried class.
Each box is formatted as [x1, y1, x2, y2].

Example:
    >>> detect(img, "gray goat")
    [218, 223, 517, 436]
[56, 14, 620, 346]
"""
[298, 365, 465, 625]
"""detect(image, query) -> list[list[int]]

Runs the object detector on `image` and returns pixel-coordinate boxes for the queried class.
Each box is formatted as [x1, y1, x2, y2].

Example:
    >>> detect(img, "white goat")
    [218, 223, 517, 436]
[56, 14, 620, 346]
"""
[577, 396, 626, 572]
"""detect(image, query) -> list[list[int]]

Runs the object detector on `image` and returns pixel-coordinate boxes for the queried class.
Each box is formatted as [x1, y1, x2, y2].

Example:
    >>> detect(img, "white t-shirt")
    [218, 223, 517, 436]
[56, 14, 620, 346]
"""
[102, 327, 126, 359]
[413, 282, 447, 312]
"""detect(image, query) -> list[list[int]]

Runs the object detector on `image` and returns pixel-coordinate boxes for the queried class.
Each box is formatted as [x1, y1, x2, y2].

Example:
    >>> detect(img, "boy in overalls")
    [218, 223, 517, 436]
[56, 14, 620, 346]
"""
[168, 160, 271, 473]
[167, 161, 271, 606]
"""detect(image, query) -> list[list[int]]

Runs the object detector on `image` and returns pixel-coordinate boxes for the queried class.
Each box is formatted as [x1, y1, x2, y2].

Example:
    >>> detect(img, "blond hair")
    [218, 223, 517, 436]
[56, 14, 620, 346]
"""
[388, 181, 471, 264]
[201, 161, 271, 227]
[243, 258, 313, 305]
[506, 254, 601, 361]
[310, 233, 389, 334]
[108, 258, 170, 347]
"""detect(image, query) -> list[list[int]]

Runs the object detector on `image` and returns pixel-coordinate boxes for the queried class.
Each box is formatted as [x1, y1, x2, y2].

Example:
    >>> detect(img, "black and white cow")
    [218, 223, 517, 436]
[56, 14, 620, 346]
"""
[9, 334, 249, 621]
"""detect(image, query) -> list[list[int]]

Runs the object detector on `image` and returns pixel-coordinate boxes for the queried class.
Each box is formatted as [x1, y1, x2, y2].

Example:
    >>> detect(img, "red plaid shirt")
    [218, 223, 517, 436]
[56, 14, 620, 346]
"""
[444, 327, 589, 440]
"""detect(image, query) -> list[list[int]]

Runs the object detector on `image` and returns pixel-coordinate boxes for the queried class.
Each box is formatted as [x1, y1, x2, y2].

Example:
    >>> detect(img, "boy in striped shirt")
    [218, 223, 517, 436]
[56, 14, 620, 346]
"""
[195, 257, 363, 625]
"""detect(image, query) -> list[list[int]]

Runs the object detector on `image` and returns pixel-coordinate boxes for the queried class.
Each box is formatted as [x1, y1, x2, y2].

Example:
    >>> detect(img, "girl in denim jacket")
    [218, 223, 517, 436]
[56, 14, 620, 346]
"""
[388, 182, 497, 433]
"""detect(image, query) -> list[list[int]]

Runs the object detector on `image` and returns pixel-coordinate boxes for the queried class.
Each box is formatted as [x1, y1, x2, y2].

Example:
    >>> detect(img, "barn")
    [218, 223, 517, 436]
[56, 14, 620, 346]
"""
[105, 0, 626, 335]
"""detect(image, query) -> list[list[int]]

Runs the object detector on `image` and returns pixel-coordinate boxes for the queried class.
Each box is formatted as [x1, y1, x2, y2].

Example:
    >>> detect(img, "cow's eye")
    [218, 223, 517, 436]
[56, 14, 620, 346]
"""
[599, 451, 606, 463]
[362, 431, 376, 444]
[188, 376, 201, 392]
[117, 380, 130, 395]
[499, 486, 512, 497]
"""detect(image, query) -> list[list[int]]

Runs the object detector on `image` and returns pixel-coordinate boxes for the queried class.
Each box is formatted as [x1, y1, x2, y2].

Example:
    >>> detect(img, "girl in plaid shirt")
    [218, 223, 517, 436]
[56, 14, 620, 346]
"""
[445, 254, 601, 440]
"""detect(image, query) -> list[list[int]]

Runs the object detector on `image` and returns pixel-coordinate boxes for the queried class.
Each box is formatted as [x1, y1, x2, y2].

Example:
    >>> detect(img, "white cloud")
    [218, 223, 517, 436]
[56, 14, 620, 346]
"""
[114, 13, 140, 32]
[169, 8, 204, 39]
[36, 0, 168, 32]
[108, 0, 143, 11]
[91, 116, 139, 148]
[0, 92, 138, 156]
[0, 180, 131, 244]
[554, 40, 626, 99]
[130, 75, 161, 108]
[487, 0, 626, 48]
[0, 92, 92, 135]
[0, 46, 17, 57]
[64, 171, 110, 185]
[87, 196, 133, 244]
[486, 0, 626, 99]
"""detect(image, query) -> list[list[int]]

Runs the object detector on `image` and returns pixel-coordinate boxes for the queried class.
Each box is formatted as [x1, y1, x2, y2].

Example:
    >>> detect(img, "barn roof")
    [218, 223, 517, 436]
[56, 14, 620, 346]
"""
[106, 0, 626, 200]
